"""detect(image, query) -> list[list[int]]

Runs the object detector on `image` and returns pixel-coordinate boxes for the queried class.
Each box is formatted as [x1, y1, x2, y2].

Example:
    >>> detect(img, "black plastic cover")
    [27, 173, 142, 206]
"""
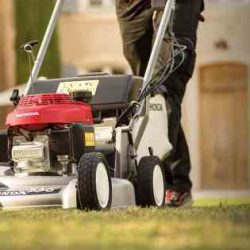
[0, 130, 8, 163]
[50, 124, 94, 163]
[28, 75, 133, 111]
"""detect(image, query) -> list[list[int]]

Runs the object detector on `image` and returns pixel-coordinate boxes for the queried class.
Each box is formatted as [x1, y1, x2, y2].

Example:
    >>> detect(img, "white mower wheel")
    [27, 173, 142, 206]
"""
[136, 156, 166, 207]
[77, 152, 112, 211]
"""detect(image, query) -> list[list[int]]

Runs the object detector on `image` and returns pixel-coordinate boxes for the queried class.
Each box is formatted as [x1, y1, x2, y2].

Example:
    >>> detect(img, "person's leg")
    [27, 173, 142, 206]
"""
[152, 0, 203, 200]
[115, 0, 153, 76]
[162, 59, 194, 193]
[163, 0, 202, 193]
[160, 49, 196, 207]
[167, 49, 197, 193]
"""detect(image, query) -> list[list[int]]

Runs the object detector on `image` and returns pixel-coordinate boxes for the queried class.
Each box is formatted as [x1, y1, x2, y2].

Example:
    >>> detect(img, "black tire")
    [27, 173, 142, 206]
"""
[77, 152, 112, 211]
[136, 156, 166, 207]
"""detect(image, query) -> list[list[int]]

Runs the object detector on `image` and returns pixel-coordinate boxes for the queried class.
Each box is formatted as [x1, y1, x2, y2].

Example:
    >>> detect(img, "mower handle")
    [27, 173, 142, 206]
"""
[24, 0, 66, 96]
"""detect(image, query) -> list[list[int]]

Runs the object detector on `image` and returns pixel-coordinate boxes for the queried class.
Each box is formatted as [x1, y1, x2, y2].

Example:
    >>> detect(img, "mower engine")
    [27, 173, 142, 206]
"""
[6, 92, 94, 175]
[12, 134, 50, 174]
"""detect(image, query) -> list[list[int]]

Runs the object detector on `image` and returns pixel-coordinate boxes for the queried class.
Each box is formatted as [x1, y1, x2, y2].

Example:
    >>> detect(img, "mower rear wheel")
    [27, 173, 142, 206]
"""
[77, 152, 112, 211]
[136, 156, 166, 207]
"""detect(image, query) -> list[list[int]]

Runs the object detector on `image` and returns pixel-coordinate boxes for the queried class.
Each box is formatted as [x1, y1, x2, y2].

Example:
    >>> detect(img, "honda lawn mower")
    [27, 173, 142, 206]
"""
[0, 0, 183, 210]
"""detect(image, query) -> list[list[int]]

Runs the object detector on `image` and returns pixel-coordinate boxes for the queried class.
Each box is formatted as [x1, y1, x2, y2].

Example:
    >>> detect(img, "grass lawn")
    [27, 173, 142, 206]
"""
[0, 199, 249, 250]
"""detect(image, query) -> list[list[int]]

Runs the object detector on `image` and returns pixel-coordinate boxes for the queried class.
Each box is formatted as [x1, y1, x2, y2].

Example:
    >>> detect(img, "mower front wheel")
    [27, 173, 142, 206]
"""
[136, 156, 166, 208]
[77, 152, 112, 211]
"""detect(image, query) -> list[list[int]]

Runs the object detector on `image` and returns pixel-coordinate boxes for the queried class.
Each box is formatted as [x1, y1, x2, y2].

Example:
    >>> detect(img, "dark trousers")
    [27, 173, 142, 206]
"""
[116, 0, 203, 192]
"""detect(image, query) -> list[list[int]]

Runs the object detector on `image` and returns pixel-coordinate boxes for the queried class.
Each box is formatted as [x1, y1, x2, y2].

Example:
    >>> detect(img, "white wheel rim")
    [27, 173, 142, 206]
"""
[153, 165, 165, 206]
[96, 162, 110, 208]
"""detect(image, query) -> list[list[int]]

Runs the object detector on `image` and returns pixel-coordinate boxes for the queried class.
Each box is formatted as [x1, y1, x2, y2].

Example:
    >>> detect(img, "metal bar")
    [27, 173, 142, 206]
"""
[130, 0, 175, 147]
[137, 0, 175, 116]
[142, 0, 175, 93]
[24, 0, 65, 96]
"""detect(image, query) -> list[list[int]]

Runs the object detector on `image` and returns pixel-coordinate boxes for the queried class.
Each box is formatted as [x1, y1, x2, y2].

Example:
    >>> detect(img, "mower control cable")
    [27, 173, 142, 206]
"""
[114, 35, 186, 131]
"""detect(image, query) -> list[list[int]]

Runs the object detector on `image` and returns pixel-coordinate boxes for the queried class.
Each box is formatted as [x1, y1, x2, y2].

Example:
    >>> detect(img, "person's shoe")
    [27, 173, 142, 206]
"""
[165, 190, 193, 207]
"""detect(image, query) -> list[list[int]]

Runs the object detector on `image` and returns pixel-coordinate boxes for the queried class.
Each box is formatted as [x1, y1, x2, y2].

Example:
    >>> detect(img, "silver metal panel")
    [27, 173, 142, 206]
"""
[0, 190, 62, 210]
[111, 178, 136, 208]
[0, 176, 75, 187]
[0, 166, 13, 176]
[0, 176, 136, 210]
[114, 127, 130, 179]
[0, 176, 75, 210]
[62, 179, 77, 209]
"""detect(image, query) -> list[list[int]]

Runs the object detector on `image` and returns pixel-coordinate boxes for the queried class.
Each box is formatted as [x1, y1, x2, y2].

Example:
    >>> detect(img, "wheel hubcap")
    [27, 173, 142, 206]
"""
[153, 165, 165, 206]
[96, 162, 110, 208]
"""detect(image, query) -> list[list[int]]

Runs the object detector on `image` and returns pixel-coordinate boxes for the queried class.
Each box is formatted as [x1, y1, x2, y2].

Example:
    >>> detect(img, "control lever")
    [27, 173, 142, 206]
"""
[21, 40, 39, 54]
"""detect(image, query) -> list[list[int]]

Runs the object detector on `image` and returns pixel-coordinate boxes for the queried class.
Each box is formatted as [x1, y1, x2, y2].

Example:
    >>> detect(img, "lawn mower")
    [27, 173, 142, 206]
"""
[0, 0, 182, 210]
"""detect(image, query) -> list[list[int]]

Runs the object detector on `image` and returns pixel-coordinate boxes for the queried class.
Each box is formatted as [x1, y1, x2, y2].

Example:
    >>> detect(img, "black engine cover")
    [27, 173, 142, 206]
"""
[0, 130, 8, 163]
[50, 123, 95, 163]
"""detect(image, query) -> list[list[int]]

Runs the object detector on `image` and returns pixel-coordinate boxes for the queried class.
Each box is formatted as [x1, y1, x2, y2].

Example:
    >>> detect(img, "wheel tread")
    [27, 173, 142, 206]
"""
[78, 152, 112, 210]
[136, 156, 166, 207]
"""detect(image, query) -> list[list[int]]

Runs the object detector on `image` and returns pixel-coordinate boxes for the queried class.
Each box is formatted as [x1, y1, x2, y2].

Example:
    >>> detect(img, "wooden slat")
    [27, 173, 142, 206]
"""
[200, 64, 247, 92]
[200, 63, 249, 189]
[0, 106, 13, 130]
